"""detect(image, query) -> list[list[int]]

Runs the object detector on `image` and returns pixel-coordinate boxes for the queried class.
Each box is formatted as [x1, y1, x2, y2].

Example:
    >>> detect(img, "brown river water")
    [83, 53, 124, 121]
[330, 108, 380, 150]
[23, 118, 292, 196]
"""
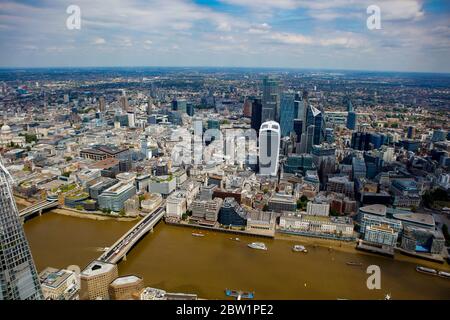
[23, 211, 450, 300]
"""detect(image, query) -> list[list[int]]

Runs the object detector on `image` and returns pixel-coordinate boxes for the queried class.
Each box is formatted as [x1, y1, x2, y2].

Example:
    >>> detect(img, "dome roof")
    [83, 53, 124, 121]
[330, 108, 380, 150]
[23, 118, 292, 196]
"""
[1, 124, 11, 132]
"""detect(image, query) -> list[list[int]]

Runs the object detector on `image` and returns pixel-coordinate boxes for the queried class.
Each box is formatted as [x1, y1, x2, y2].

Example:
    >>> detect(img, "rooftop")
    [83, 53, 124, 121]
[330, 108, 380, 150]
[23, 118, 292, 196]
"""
[81, 260, 116, 277]
[359, 204, 387, 217]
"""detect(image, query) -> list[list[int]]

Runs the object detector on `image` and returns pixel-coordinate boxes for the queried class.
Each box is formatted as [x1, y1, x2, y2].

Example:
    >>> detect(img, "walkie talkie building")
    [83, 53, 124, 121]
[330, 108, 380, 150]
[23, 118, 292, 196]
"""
[0, 160, 43, 300]
[259, 121, 281, 177]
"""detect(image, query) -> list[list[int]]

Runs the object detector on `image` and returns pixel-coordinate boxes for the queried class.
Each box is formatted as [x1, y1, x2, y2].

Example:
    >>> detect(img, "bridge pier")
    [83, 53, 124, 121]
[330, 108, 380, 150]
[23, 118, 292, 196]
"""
[123, 254, 127, 261]
[39, 209, 42, 216]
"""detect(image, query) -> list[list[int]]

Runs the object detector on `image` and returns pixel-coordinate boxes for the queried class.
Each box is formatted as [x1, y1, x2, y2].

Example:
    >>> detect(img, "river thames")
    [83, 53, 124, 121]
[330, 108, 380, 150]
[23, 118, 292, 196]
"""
[23, 211, 450, 300]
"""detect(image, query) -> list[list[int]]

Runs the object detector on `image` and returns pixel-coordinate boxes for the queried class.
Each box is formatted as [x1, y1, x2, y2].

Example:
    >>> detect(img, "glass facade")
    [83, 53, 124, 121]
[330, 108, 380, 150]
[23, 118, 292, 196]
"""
[0, 163, 43, 300]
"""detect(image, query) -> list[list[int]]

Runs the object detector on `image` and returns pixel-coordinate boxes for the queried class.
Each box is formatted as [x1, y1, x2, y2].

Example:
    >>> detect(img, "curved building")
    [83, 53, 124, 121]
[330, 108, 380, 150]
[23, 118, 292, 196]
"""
[218, 197, 247, 227]
[259, 121, 281, 176]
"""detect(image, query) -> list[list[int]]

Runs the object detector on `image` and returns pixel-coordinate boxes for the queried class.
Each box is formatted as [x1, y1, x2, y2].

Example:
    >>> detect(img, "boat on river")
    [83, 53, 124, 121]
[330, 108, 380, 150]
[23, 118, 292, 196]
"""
[248, 242, 267, 250]
[416, 266, 437, 275]
[292, 245, 307, 253]
[346, 261, 363, 266]
[225, 289, 254, 300]
[192, 232, 205, 237]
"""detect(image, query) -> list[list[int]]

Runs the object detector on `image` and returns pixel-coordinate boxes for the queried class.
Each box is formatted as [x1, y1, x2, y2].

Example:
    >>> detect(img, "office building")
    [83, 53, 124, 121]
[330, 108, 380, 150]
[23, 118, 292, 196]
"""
[306, 105, 325, 145]
[268, 194, 297, 212]
[97, 182, 136, 211]
[306, 202, 330, 216]
[364, 224, 398, 247]
[293, 119, 303, 152]
[326, 176, 355, 198]
[119, 95, 129, 111]
[280, 92, 301, 137]
[80, 261, 118, 300]
[0, 162, 43, 300]
[261, 76, 280, 122]
[431, 129, 446, 142]
[218, 197, 247, 227]
[172, 99, 187, 114]
[279, 215, 354, 239]
[250, 98, 262, 133]
[401, 226, 445, 254]
[39, 267, 79, 300]
[284, 154, 315, 175]
[190, 197, 223, 222]
[259, 121, 281, 176]
[243, 98, 252, 117]
[166, 191, 187, 219]
[148, 176, 176, 196]
[108, 275, 144, 300]
[352, 157, 367, 180]
[346, 111, 357, 130]
[186, 102, 194, 117]
[98, 96, 106, 112]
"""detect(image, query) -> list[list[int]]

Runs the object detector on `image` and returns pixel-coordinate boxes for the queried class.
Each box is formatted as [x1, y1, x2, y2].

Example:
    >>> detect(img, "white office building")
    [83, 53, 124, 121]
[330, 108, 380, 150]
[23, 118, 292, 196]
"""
[259, 121, 280, 176]
[306, 202, 330, 216]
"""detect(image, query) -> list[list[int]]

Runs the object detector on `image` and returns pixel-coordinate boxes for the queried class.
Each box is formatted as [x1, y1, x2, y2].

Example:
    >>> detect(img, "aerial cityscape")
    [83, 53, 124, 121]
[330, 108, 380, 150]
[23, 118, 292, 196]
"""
[0, 0, 449, 303]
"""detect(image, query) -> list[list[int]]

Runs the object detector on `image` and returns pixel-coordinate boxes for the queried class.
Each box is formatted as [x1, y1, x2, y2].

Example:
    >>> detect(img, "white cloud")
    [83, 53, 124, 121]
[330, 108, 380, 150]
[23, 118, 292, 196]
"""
[268, 32, 313, 45]
[247, 23, 272, 34]
[93, 37, 106, 45]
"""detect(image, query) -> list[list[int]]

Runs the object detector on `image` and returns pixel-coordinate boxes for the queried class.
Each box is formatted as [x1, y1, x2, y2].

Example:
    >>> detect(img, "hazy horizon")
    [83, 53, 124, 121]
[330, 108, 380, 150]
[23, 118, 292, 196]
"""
[1, 1, 449, 73]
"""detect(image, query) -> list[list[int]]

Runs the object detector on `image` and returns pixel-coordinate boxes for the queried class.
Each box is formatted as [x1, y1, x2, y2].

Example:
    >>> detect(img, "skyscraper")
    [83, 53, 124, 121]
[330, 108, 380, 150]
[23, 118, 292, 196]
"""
[279, 92, 302, 137]
[261, 76, 280, 122]
[119, 95, 129, 112]
[306, 105, 325, 145]
[279, 92, 295, 137]
[186, 102, 195, 117]
[259, 121, 281, 176]
[293, 119, 303, 153]
[98, 96, 106, 112]
[347, 99, 353, 112]
[0, 160, 43, 300]
[347, 111, 357, 130]
[250, 98, 262, 133]
[172, 99, 187, 114]
[305, 125, 315, 154]
[243, 98, 252, 118]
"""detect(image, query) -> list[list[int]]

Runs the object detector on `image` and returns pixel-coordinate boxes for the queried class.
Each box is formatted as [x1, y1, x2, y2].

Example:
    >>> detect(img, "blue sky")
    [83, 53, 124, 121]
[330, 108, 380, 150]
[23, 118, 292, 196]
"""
[0, 0, 449, 72]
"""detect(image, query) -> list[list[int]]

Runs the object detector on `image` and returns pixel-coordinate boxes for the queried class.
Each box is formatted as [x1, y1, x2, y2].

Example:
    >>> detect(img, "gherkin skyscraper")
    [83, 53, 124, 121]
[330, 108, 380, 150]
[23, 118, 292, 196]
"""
[0, 160, 43, 300]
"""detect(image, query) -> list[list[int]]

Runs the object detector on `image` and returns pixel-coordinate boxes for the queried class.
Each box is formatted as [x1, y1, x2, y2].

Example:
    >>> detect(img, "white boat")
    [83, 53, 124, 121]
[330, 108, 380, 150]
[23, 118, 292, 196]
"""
[416, 266, 437, 275]
[292, 245, 307, 253]
[230, 237, 240, 241]
[438, 271, 450, 279]
[248, 242, 267, 250]
[192, 232, 205, 237]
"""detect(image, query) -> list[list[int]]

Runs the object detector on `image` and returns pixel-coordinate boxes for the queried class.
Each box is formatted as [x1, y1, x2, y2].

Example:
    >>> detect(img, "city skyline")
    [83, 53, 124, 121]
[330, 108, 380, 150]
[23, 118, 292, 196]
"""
[0, 0, 449, 72]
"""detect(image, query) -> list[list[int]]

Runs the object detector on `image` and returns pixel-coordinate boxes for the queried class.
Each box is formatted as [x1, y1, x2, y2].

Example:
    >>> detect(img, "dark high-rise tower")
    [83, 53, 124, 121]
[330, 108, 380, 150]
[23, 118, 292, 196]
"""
[261, 76, 280, 122]
[251, 98, 262, 133]
[0, 160, 43, 300]
[347, 111, 357, 130]
[306, 105, 325, 145]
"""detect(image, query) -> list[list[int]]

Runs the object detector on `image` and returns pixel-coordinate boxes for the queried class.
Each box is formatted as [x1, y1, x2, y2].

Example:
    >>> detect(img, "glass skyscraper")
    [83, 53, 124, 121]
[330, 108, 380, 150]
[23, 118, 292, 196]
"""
[261, 76, 280, 122]
[279, 92, 303, 137]
[250, 98, 262, 133]
[0, 161, 43, 300]
[306, 105, 325, 146]
[347, 111, 357, 130]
